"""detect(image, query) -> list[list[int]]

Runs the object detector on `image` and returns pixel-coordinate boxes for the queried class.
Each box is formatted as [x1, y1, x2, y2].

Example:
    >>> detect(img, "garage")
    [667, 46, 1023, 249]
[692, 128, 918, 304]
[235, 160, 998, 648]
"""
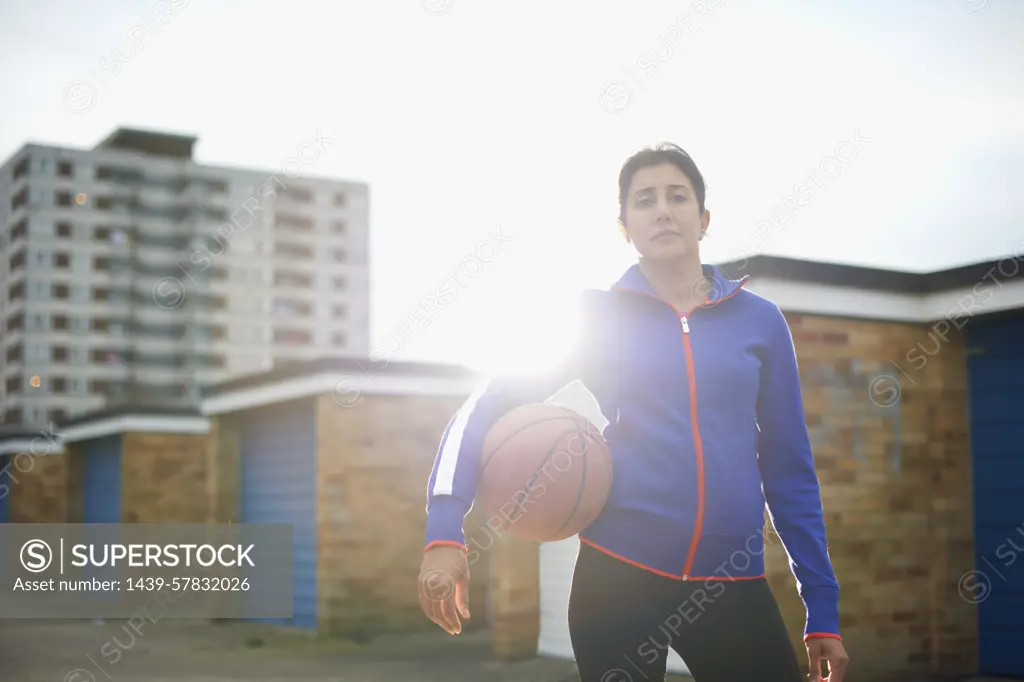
[535, 382, 692, 675]
[0, 456, 9, 523]
[966, 311, 1024, 678]
[81, 435, 122, 523]
[238, 399, 318, 629]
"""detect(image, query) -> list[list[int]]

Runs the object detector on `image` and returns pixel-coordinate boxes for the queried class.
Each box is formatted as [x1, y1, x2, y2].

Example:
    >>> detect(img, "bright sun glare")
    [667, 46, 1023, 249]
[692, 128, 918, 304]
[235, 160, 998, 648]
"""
[432, 260, 586, 378]
[453, 293, 582, 378]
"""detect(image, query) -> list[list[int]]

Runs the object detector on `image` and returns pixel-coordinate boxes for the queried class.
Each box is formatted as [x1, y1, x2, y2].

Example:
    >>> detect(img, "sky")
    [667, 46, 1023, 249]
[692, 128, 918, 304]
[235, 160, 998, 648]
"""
[0, 0, 1021, 371]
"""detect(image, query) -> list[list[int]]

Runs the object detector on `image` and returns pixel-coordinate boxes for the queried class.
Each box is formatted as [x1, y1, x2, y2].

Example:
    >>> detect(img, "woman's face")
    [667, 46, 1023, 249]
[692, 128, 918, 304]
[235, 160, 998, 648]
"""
[622, 162, 709, 262]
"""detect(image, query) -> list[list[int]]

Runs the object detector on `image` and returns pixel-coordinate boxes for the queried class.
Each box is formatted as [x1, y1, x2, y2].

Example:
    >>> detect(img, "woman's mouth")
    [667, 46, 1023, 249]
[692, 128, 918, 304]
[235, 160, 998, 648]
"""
[653, 230, 679, 241]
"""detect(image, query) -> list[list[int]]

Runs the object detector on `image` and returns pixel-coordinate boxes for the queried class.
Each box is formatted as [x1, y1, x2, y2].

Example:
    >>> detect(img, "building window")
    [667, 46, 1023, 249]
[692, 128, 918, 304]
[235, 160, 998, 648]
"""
[332, 332, 347, 346]
[12, 157, 29, 180]
[275, 213, 314, 230]
[54, 252, 71, 268]
[92, 349, 124, 364]
[332, 249, 346, 262]
[11, 188, 28, 211]
[52, 346, 68, 362]
[273, 299, 312, 317]
[57, 161, 73, 178]
[273, 271, 313, 288]
[333, 192, 346, 207]
[55, 191, 73, 207]
[272, 328, 313, 344]
[9, 249, 25, 273]
[274, 242, 314, 259]
[5, 376, 22, 394]
[331, 220, 346, 234]
[332, 304, 347, 319]
[333, 276, 347, 290]
[56, 222, 73, 237]
[52, 285, 70, 300]
[281, 186, 313, 203]
[11, 219, 28, 239]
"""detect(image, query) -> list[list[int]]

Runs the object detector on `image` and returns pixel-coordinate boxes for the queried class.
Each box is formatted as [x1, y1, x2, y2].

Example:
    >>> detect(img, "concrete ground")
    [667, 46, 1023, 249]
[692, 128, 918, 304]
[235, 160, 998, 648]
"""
[0, 619, 591, 682]
[0, 619, 1017, 682]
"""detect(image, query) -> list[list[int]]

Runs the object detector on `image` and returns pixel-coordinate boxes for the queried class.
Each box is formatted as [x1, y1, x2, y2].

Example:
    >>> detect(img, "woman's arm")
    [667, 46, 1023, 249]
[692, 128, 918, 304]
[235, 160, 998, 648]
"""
[755, 305, 841, 641]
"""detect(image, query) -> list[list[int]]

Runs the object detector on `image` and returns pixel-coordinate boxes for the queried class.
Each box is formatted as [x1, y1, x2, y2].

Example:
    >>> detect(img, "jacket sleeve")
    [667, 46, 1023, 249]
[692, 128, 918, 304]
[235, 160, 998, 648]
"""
[756, 305, 841, 641]
[423, 295, 594, 551]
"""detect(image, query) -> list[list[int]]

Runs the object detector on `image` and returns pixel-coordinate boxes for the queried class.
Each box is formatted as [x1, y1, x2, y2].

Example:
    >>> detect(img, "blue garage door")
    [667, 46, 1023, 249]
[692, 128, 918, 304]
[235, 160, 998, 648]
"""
[80, 436, 122, 599]
[239, 400, 317, 628]
[0, 456, 10, 523]
[967, 313, 1024, 677]
[82, 436, 122, 523]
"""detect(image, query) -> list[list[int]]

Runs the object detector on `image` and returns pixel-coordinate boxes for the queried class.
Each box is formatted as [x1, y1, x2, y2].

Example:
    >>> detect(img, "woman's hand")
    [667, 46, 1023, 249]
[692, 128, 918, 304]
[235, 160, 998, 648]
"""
[418, 545, 471, 635]
[806, 637, 849, 681]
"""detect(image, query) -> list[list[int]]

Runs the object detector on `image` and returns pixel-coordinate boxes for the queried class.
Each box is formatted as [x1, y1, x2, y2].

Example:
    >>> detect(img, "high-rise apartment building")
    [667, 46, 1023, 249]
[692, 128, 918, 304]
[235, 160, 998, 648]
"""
[0, 127, 369, 426]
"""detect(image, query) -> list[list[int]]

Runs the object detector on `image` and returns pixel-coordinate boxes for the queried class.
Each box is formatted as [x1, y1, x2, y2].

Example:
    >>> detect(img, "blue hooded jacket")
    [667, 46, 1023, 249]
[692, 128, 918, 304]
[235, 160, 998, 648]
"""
[424, 263, 841, 641]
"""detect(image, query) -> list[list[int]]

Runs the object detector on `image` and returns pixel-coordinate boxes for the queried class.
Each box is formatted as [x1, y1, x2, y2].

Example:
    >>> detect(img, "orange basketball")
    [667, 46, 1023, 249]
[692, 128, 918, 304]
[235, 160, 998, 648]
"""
[477, 404, 613, 543]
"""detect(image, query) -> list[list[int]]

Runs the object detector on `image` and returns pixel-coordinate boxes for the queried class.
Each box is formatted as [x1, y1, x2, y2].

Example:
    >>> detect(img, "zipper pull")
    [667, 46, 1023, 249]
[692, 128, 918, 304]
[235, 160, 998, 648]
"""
[681, 317, 690, 334]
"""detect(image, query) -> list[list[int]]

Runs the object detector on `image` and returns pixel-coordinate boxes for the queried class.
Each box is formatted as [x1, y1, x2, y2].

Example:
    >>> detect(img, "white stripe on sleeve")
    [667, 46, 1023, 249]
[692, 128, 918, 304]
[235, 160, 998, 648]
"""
[431, 378, 493, 497]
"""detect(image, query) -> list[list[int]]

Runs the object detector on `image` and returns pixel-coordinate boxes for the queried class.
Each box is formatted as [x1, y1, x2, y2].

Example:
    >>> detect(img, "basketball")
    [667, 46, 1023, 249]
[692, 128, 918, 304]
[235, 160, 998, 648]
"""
[476, 403, 613, 543]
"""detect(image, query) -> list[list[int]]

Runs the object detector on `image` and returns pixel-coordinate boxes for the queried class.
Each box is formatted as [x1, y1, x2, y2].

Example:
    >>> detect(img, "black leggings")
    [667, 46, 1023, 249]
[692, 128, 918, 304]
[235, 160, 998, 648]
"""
[568, 542, 803, 682]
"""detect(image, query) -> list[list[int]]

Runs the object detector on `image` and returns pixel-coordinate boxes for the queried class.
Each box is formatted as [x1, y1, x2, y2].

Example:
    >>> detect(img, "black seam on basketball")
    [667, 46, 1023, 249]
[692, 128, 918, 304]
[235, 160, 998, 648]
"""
[478, 413, 585, 474]
[554, 427, 590, 536]
[568, 424, 612, 535]
[497, 427, 574, 534]
[506, 426, 587, 534]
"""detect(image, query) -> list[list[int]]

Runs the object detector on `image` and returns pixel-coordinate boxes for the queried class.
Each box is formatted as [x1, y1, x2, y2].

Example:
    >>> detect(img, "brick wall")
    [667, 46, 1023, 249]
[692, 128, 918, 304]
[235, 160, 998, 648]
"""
[762, 313, 975, 681]
[489, 534, 540, 659]
[121, 432, 218, 523]
[315, 393, 493, 639]
[9, 452, 71, 523]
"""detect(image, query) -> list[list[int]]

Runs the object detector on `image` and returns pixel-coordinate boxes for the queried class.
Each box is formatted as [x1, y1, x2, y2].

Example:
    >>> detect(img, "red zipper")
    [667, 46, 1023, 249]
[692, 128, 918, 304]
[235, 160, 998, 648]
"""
[678, 312, 703, 580]
[616, 278, 748, 580]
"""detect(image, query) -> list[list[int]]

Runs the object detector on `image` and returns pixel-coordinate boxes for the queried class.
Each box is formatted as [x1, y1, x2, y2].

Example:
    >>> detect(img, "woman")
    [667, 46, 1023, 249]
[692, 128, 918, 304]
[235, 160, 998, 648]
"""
[418, 143, 850, 682]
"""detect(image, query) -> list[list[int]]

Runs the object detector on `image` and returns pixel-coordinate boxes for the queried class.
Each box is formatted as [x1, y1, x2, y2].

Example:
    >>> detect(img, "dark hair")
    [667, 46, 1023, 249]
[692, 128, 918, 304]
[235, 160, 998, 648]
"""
[617, 143, 707, 223]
